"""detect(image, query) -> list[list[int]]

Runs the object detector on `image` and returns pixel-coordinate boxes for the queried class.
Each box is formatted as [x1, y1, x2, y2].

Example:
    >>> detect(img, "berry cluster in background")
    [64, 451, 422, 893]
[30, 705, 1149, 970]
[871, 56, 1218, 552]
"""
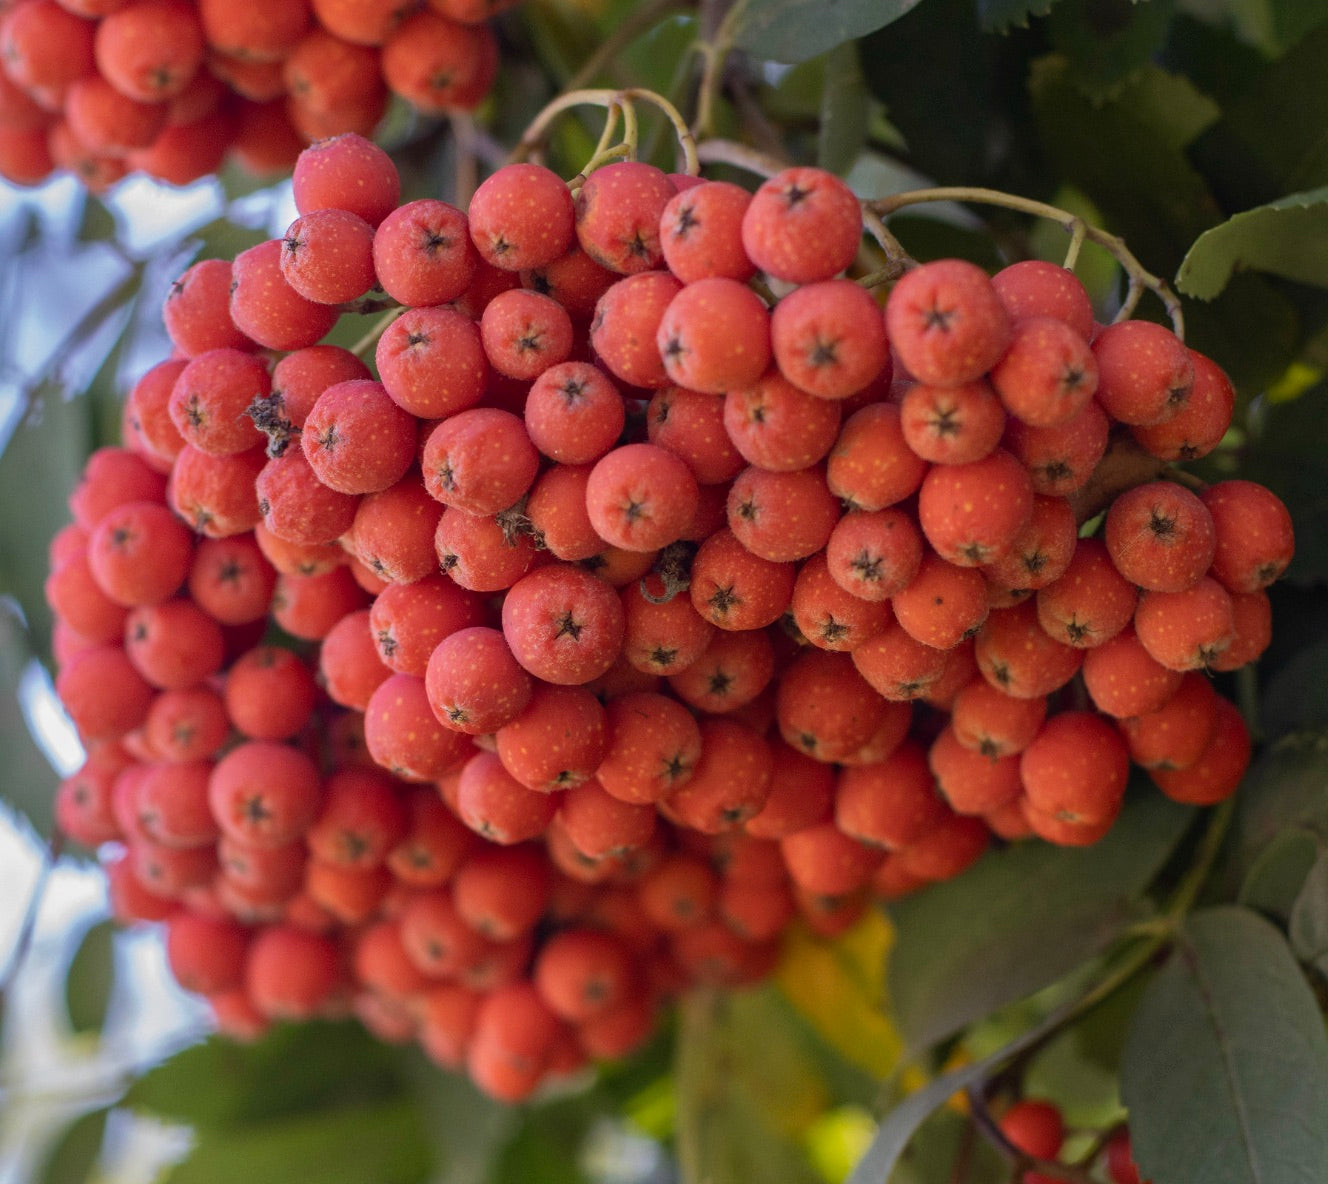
[0, 0, 511, 189]
[42, 130, 1293, 1105]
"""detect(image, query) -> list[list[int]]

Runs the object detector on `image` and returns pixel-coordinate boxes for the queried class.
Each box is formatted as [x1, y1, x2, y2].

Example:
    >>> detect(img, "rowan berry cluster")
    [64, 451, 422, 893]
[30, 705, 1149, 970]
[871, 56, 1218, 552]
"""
[43, 132, 1292, 1101]
[0, 0, 508, 189]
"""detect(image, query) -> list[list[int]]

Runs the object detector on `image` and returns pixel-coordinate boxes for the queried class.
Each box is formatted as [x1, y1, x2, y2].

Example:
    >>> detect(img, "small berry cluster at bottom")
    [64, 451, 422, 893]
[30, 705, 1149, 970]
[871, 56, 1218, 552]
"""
[1000, 1099, 1149, 1183]
[43, 132, 1293, 1102]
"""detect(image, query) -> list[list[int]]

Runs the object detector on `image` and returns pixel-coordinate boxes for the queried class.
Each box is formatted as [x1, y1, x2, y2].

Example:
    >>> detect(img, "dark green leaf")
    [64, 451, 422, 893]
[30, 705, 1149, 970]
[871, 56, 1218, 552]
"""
[861, 0, 1032, 185]
[0, 606, 59, 836]
[1238, 828, 1321, 923]
[1290, 850, 1328, 975]
[1066, 968, 1151, 1073]
[1177, 188, 1328, 299]
[817, 44, 870, 176]
[126, 1022, 406, 1129]
[1046, 0, 1179, 99]
[887, 791, 1194, 1053]
[492, 1109, 590, 1184]
[1191, 23, 1328, 213]
[674, 988, 826, 1184]
[0, 384, 95, 658]
[1263, 636, 1328, 736]
[1182, 272, 1303, 396]
[1120, 906, 1328, 1184]
[886, 214, 1007, 271]
[190, 216, 267, 264]
[1237, 387, 1328, 583]
[399, 1055, 515, 1184]
[1031, 54, 1223, 272]
[978, 0, 1058, 34]
[1226, 731, 1328, 891]
[890, 1109, 1004, 1184]
[77, 195, 118, 245]
[1161, 15, 1268, 107]
[733, 0, 925, 65]
[64, 919, 115, 1036]
[163, 1098, 432, 1184]
[1261, 0, 1328, 52]
[36, 1107, 109, 1184]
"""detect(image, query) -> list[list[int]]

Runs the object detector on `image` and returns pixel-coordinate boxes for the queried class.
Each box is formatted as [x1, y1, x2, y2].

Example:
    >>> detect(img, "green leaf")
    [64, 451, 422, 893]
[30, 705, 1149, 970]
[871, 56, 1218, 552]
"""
[64, 919, 115, 1036]
[1177, 188, 1328, 299]
[732, 0, 926, 65]
[126, 1022, 406, 1130]
[887, 791, 1194, 1053]
[890, 1109, 1004, 1184]
[1260, 0, 1328, 52]
[36, 1106, 109, 1184]
[0, 383, 96, 658]
[1031, 54, 1223, 272]
[1046, 0, 1180, 100]
[400, 1056, 515, 1184]
[190, 216, 267, 264]
[1191, 23, 1328, 212]
[1263, 636, 1328, 736]
[817, 43, 871, 176]
[76, 195, 118, 245]
[674, 988, 828, 1184]
[1226, 731, 1328, 890]
[812, 43, 876, 176]
[861, 0, 1025, 185]
[1120, 906, 1328, 1184]
[1182, 271, 1304, 395]
[163, 1098, 433, 1184]
[0, 606, 60, 836]
[978, 0, 1059, 34]
[492, 1108, 590, 1184]
[1238, 828, 1321, 923]
[1236, 388, 1328, 583]
[1289, 850, 1328, 975]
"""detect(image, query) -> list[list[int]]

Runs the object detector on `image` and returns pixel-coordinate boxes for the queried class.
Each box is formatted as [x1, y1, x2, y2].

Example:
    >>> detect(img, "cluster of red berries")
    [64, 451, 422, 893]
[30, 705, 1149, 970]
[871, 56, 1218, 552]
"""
[0, 0, 509, 189]
[43, 131, 1292, 1101]
[999, 1099, 1148, 1183]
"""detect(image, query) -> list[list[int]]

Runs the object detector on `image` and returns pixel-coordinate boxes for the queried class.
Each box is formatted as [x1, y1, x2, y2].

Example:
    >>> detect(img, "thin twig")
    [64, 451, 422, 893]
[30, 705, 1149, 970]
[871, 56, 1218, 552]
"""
[448, 112, 481, 208]
[692, 0, 748, 139]
[350, 306, 405, 359]
[693, 137, 787, 178]
[870, 186, 1185, 338]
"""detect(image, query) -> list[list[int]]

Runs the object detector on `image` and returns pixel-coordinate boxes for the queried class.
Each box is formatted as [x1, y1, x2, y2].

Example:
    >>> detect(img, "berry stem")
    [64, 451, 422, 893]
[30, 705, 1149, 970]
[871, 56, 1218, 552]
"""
[1163, 796, 1236, 924]
[514, 88, 699, 176]
[448, 111, 481, 207]
[350, 305, 405, 359]
[692, 0, 749, 139]
[869, 187, 1185, 338]
[858, 205, 913, 286]
[694, 136, 787, 177]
